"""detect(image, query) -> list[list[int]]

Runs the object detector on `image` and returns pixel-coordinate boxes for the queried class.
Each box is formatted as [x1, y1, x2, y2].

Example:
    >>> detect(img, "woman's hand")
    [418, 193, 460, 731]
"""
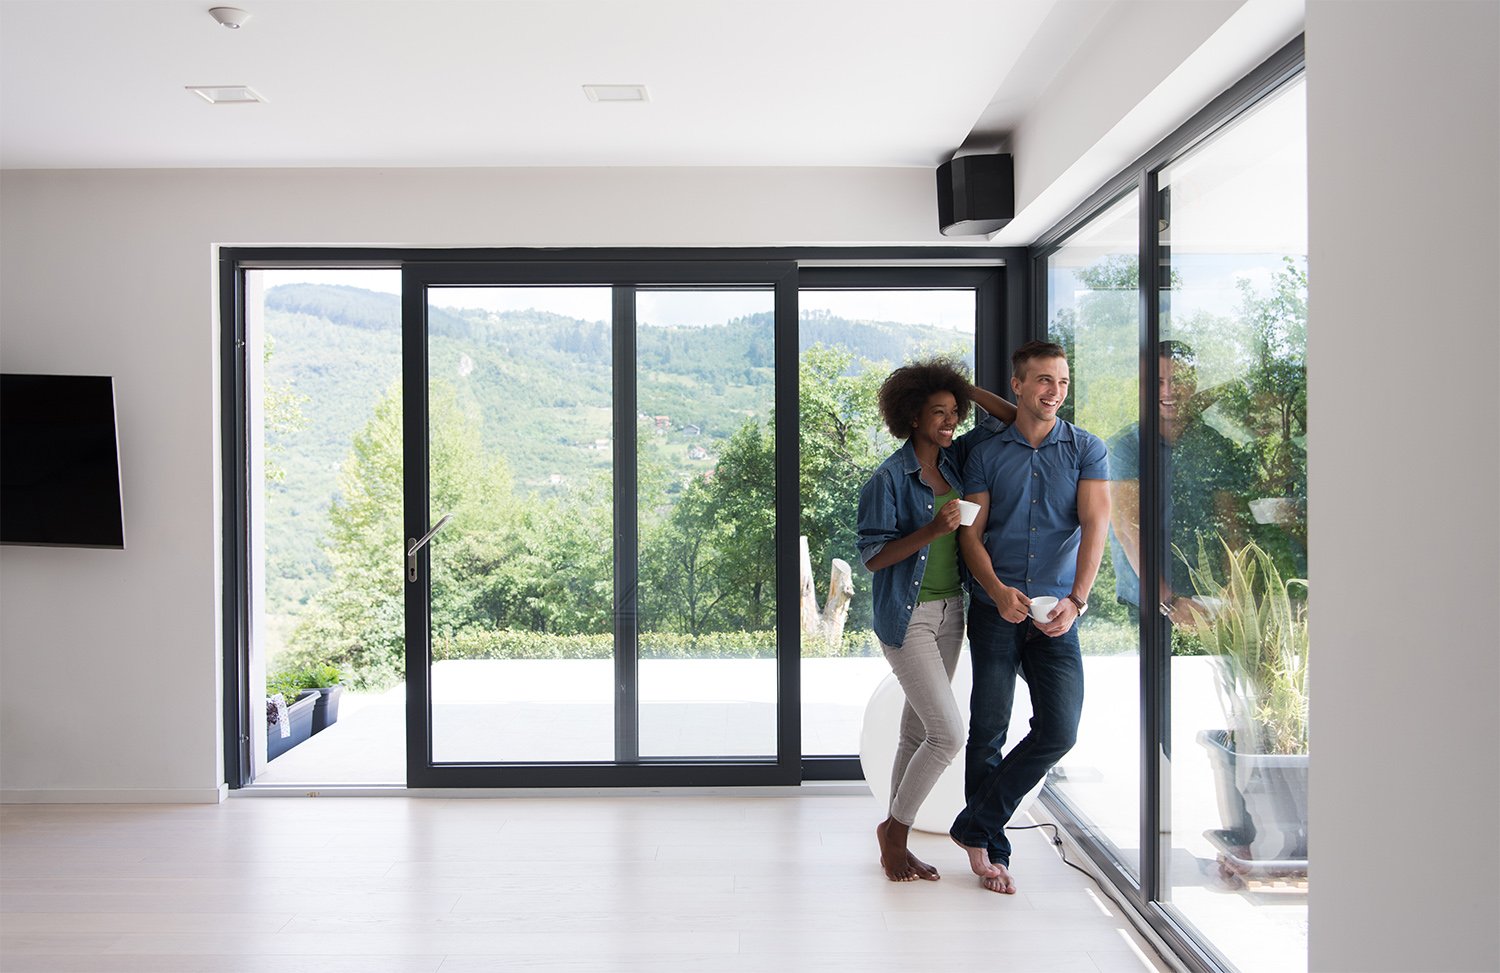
[928, 501, 962, 537]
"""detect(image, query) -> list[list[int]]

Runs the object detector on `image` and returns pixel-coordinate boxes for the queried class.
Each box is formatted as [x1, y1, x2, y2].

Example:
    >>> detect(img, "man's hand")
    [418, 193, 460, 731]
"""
[994, 586, 1031, 624]
[1163, 595, 1211, 629]
[1036, 598, 1079, 637]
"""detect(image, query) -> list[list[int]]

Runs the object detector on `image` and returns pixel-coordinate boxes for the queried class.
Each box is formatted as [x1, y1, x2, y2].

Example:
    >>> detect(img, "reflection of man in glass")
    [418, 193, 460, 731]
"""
[1107, 341, 1254, 626]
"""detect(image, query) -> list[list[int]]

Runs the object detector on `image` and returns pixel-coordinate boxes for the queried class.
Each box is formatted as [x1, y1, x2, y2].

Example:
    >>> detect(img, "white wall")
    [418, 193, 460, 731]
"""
[0, 165, 957, 801]
[993, 0, 1304, 244]
[1305, 3, 1500, 971]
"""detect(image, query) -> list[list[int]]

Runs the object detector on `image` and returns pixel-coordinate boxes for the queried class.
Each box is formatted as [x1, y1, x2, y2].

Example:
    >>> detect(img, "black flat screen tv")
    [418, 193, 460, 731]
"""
[1, 374, 126, 549]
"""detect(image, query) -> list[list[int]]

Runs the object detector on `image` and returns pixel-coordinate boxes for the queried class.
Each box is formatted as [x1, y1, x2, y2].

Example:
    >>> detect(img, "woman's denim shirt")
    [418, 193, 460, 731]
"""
[856, 409, 1005, 647]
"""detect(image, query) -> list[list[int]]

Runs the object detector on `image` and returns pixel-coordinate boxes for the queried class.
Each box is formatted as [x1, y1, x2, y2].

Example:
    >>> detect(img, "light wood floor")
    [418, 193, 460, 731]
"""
[1, 793, 1171, 973]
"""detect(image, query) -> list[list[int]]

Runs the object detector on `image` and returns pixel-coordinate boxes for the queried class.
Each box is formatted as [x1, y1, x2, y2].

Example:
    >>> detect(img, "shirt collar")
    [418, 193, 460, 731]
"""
[895, 437, 960, 479]
[998, 419, 1074, 448]
[896, 438, 922, 475]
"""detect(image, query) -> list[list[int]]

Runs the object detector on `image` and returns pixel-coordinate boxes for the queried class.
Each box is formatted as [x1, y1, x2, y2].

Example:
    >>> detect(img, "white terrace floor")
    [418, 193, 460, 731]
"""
[254, 655, 1306, 973]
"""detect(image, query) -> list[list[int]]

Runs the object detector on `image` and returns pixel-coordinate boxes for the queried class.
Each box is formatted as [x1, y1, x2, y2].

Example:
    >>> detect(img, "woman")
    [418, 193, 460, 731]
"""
[857, 357, 1015, 882]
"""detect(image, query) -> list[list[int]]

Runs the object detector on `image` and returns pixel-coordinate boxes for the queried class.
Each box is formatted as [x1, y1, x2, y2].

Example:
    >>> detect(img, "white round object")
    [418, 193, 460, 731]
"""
[859, 647, 1044, 834]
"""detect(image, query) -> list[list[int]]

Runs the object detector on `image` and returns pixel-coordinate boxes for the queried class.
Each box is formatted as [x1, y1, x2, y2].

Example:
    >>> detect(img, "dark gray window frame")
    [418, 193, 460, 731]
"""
[220, 247, 1020, 789]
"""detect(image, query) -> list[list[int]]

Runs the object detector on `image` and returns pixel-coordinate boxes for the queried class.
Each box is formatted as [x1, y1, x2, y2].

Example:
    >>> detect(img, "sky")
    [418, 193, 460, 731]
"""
[260, 269, 976, 331]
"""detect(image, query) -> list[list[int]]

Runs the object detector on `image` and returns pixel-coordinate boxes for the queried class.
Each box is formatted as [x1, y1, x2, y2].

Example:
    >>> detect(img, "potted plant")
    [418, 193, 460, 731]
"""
[1181, 537, 1309, 877]
[300, 662, 345, 735]
[266, 688, 319, 760]
[265, 662, 346, 759]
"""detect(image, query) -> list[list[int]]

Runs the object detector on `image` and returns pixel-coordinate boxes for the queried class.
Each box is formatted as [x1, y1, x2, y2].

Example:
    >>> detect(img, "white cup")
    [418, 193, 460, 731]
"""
[1028, 596, 1059, 622]
[956, 499, 980, 526]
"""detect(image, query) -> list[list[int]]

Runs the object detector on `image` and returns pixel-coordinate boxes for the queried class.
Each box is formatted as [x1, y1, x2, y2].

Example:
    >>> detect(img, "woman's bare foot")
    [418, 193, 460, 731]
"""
[980, 862, 1017, 894]
[906, 849, 940, 881]
[876, 818, 920, 882]
[952, 835, 1003, 879]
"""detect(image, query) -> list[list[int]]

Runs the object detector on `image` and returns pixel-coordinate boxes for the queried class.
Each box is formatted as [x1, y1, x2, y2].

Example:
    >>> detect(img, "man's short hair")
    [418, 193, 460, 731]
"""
[1011, 340, 1068, 379]
[1158, 339, 1197, 367]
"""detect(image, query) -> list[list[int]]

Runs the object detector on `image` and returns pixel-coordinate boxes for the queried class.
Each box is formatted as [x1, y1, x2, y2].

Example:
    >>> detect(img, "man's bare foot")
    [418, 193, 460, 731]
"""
[876, 818, 919, 882]
[980, 861, 1017, 894]
[952, 835, 1003, 879]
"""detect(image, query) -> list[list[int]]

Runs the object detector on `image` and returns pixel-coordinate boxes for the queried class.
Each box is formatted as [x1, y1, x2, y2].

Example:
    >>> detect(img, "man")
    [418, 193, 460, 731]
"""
[951, 340, 1110, 894]
[1107, 341, 1253, 627]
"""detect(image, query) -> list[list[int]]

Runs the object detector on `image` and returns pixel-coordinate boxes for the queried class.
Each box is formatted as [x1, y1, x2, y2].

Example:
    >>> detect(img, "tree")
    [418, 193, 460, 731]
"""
[288, 380, 520, 689]
[1224, 257, 1308, 498]
[797, 344, 887, 632]
[641, 420, 776, 637]
[261, 334, 308, 484]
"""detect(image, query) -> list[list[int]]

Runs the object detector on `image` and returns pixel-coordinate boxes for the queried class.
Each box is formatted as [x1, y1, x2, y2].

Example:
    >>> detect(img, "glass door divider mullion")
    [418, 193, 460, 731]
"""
[1137, 171, 1166, 907]
[773, 269, 802, 775]
[612, 285, 641, 764]
[401, 269, 435, 782]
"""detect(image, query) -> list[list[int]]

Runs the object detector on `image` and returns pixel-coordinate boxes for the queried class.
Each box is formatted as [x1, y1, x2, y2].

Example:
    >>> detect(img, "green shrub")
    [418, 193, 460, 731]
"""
[428, 626, 879, 662]
[266, 661, 345, 704]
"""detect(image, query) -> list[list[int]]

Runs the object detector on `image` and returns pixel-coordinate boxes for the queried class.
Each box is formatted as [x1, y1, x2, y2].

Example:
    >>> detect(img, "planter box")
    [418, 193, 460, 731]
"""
[310, 685, 343, 735]
[267, 690, 318, 760]
[1197, 728, 1308, 869]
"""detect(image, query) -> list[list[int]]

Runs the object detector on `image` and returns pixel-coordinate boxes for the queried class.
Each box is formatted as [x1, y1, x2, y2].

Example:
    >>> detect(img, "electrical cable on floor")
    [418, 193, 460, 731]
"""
[1005, 821, 1110, 893]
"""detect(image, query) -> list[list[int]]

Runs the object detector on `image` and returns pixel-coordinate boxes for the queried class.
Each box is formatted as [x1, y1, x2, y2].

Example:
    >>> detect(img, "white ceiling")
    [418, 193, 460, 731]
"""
[0, 0, 1098, 170]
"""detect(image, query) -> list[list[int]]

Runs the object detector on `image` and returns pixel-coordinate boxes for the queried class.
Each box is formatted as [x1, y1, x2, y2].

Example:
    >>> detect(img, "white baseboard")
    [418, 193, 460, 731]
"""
[0, 784, 228, 804]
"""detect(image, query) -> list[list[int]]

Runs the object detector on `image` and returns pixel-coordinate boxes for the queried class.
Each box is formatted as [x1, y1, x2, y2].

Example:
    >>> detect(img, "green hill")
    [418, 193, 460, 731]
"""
[259, 283, 968, 619]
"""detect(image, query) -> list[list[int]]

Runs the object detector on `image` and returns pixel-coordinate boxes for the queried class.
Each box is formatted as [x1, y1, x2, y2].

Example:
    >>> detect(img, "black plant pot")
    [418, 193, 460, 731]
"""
[1197, 728, 1309, 870]
[310, 685, 343, 735]
[267, 690, 318, 760]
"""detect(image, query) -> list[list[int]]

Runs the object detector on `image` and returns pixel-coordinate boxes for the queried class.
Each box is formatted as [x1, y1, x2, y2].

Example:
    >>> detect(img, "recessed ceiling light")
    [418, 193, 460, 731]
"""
[185, 85, 266, 105]
[583, 84, 649, 103]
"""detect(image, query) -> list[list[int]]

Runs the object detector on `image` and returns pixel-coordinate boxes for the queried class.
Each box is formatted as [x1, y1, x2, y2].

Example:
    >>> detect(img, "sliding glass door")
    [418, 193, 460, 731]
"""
[402, 263, 799, 786]
[1034, 42, 1307, 973]
[225, 254, 1007, 789]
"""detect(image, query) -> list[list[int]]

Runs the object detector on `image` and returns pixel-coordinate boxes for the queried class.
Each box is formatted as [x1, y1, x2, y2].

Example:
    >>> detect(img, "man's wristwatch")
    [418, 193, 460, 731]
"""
[1067, 594, 1088, 615]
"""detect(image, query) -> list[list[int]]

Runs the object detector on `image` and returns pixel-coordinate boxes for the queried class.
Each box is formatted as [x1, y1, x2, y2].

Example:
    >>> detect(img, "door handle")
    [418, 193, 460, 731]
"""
[406, 513, 454, 583]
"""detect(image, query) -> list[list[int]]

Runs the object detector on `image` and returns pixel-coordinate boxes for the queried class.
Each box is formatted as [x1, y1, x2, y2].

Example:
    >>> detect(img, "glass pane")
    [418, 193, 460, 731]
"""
[1045, 192, 1142, 876]
[636, 290, 777, 757]
[1159, 77, 1308, 973]
[797, 289, 976, 756]
[425, 286, 616, 763]
[250, 268, 405, 784]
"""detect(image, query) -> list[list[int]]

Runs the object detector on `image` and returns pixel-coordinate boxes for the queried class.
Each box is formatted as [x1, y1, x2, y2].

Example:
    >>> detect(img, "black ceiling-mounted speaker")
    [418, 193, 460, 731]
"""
[936, 153, 1014, 236]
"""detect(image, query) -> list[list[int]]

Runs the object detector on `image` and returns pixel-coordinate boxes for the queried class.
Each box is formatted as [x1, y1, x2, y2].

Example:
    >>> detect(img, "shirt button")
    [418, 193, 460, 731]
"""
[1032, 499, 1037, 504]
[1029, 553, 1035, 558]
[920, 555, 926, 560]
[1031, 527, 1037, 532]
[906, 604, 913, 610]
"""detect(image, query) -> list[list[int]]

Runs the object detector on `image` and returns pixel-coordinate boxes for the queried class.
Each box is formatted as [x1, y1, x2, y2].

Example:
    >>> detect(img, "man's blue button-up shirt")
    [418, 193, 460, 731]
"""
[962, 419, 1109, 603]
[856, 410, 1004, 648]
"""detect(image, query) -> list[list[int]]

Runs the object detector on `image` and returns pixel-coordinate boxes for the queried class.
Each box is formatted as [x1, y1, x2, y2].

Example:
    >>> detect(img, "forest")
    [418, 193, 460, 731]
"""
[261, 284, 969, 688]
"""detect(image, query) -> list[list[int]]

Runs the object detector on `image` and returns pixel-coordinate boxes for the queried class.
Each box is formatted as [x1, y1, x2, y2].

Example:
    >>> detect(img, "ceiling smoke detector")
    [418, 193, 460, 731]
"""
[208, 7, 252, 29]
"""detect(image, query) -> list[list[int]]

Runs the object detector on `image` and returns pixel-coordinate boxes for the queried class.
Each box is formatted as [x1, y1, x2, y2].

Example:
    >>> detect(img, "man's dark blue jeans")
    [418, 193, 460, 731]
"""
[951, 599, 1085, 866]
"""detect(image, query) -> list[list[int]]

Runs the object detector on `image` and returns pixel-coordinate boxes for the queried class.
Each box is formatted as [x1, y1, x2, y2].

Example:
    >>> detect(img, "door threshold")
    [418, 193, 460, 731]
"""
[232, 781, 871, 799]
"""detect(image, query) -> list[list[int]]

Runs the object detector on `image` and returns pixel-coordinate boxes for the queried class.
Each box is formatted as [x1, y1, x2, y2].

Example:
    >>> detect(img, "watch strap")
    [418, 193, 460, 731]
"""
[1067, 594, 1088, 614]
